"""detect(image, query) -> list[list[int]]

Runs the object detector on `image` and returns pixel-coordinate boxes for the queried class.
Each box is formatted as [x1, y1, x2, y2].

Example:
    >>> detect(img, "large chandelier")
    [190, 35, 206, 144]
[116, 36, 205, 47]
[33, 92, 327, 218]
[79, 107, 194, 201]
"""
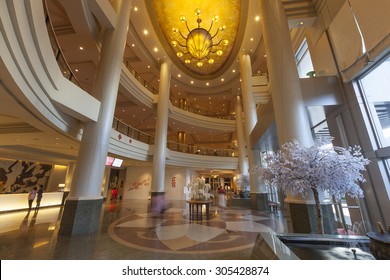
[171, 9, 229, 67]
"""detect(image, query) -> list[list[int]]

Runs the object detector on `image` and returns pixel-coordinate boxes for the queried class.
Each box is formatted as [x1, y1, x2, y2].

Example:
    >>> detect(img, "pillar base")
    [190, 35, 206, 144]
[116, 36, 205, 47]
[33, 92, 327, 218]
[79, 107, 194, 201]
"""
[284, 201, 337, 234]
[150, 192, 166, 213]
[250, 193, 268, 211]
[58, 198, 103, 236]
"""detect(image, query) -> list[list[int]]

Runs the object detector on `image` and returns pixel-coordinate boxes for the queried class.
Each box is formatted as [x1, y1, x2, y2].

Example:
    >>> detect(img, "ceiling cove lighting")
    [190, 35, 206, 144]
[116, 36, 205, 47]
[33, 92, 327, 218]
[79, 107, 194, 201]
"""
[171, 9, 228, 67]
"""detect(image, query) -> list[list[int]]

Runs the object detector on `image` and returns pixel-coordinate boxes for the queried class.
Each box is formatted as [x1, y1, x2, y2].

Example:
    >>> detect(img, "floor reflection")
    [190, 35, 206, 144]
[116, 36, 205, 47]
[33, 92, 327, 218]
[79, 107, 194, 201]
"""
[0, 199, 285, 260]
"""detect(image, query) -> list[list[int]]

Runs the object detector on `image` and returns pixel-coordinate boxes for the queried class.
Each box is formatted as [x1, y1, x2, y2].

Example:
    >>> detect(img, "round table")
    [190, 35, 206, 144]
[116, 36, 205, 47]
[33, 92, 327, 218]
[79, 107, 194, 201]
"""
[186, 199, 213, 220]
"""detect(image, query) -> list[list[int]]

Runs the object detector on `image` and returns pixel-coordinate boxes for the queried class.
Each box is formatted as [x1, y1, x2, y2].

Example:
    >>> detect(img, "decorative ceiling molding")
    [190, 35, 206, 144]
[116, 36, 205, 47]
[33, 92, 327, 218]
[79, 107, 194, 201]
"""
[146, 0, 248, 80]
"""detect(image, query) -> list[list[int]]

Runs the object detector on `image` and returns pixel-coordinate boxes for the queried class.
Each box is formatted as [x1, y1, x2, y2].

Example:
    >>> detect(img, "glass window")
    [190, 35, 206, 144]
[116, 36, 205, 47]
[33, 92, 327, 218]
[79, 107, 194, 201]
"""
[295, 38, 314, 78]
[359, 56, 390, 147]
[358, 55, 390, 191]
[307, 106, 330, 141]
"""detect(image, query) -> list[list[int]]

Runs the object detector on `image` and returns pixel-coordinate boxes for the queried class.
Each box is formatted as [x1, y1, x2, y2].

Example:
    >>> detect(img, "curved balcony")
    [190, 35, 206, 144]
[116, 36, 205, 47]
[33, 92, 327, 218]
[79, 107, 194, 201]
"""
[112, 118, 237, 158]
[42, 0, 237, 166]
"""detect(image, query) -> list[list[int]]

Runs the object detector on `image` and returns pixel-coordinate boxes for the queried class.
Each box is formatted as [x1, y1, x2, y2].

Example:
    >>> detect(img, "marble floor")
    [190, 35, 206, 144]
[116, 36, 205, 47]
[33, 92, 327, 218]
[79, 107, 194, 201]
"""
[0, 199, 287, 260]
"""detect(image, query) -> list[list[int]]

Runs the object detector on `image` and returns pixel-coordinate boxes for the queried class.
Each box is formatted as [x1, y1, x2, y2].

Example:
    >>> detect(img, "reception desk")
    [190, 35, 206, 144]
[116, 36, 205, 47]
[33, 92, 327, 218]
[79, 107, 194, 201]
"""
[0, 192, 64, 212]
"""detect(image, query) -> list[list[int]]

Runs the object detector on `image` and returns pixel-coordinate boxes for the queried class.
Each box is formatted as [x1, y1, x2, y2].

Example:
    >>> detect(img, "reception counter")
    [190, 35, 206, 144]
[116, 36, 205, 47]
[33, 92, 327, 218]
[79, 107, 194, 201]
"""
[0, 192, 64, 212]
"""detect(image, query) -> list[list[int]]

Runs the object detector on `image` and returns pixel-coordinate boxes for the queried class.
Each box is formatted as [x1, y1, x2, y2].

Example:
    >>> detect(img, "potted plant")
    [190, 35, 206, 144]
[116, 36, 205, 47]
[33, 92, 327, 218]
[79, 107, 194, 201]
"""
[252, 138, 369, 234]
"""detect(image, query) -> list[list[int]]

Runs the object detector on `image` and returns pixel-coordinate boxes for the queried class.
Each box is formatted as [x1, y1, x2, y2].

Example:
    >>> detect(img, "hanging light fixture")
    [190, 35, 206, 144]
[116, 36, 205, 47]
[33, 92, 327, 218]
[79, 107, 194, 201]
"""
[171, 9, 229, 67]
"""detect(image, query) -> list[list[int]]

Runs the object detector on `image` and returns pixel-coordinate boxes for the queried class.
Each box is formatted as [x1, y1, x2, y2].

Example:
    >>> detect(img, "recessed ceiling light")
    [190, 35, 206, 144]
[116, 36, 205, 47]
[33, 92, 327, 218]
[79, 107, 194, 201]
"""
[79, 46, 84, 50]
[232, 69, 236, 73]
[250, 38, 253, 41]
[191, 81, 194, 84]
[75, 69, 79, 72]
[154, 47, 158, 52]
[143, 30, 148, 35]
[255, 16, 260, 21]
[178, 74, 181, 77]
[221, 78, 224, 82]
[206, 82, 209, 86]
[134, 7, 138, 11]
[131, 43, 135, 47]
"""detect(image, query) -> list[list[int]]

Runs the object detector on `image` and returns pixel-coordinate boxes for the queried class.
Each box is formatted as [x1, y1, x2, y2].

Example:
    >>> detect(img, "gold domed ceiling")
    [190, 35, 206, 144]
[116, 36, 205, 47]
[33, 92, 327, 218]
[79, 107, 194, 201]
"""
[147, 0, 245, 80]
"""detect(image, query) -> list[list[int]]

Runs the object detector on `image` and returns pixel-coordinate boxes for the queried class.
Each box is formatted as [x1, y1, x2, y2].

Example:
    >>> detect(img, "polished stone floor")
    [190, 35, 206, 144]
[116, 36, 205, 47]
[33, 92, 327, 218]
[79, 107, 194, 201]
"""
[0, 199, 287, 260]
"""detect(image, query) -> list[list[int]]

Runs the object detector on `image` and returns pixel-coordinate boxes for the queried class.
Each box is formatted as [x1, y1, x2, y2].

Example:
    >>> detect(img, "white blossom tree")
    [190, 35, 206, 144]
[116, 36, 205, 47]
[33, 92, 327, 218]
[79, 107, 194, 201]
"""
[252, 138, 370, 234]
[187, 177, 213, 200]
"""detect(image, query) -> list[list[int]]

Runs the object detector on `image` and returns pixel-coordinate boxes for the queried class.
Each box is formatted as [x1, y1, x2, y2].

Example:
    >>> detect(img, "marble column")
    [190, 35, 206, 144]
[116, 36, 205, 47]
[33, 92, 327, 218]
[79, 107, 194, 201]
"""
[59, 0, 132, 235]
[62, 162, 75, 205]
[259, 0, 312, 147]
[239, 54, 267, 210]
[259, 0, 334, 233]
[177, 131, 186, 144]
[179, 98, 187, 109]
[151, 59, 172, 212]
[235, 96, 248, 176]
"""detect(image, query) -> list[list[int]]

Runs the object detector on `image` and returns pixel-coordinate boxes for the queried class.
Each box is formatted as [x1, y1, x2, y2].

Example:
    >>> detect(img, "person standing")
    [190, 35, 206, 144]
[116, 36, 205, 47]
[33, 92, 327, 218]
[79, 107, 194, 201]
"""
[28, 187, 37, 211]
[36, 186, 43, 209]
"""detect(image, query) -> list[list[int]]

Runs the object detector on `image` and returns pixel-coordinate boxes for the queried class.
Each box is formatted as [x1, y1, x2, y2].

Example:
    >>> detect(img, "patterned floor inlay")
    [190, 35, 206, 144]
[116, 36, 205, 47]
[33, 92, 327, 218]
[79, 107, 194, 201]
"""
[108, 206, 274, 254]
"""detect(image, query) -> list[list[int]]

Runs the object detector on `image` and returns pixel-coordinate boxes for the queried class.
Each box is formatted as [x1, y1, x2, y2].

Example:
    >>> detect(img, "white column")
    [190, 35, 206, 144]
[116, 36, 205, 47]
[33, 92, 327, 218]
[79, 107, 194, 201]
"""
[235, 95, 248, 175]
[69, 0, 131, 199]
[259, 0, 334, 234]
[151, 59, 172, 210]
[64, 162, 76, 192]
[259, 0, 313, 147]
[59, 0, 131, 235]
[239, 54, 262, 193]
[239, 54, 257, 133]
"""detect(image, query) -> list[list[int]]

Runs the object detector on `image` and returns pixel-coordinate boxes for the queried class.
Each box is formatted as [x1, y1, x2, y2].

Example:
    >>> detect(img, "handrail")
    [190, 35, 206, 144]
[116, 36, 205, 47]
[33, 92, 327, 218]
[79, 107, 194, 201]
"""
[43, 0, 85, 90]
[122, 59, 236, 120]
[113, 118, 155, 144]
[44, 0, 237, 152]
[112, 118, 237, 157]
[170, 99, 236, 120]
[45, 1, 236, 121]
[122, 58, 159, 95]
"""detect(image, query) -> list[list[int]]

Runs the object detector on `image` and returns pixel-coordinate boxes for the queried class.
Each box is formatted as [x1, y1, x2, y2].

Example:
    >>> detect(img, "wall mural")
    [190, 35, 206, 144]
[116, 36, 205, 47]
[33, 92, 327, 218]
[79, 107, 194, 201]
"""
[0, 160, 52, 194]
[127, 177, 150, 191]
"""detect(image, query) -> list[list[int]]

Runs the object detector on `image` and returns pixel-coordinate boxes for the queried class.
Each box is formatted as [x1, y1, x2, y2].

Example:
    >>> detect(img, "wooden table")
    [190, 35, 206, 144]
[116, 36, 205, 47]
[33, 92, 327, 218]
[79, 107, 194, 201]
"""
[186, 199, 213, 220]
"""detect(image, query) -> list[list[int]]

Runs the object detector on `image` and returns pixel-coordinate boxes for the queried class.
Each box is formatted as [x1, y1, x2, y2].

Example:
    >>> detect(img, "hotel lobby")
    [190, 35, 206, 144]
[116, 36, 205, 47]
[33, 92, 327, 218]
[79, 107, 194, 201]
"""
[0, 0, 389, 262]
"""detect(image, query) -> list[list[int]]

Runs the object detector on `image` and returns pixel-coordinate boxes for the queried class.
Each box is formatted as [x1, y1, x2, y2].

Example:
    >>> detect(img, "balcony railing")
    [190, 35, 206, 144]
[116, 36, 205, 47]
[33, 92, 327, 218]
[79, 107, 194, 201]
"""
[170, 99, 236, 120]
[44, 1, 237, 156]
[43, 0, 84, 90]
[113, 118, 155, 145]
[113, 118, 237, 157]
